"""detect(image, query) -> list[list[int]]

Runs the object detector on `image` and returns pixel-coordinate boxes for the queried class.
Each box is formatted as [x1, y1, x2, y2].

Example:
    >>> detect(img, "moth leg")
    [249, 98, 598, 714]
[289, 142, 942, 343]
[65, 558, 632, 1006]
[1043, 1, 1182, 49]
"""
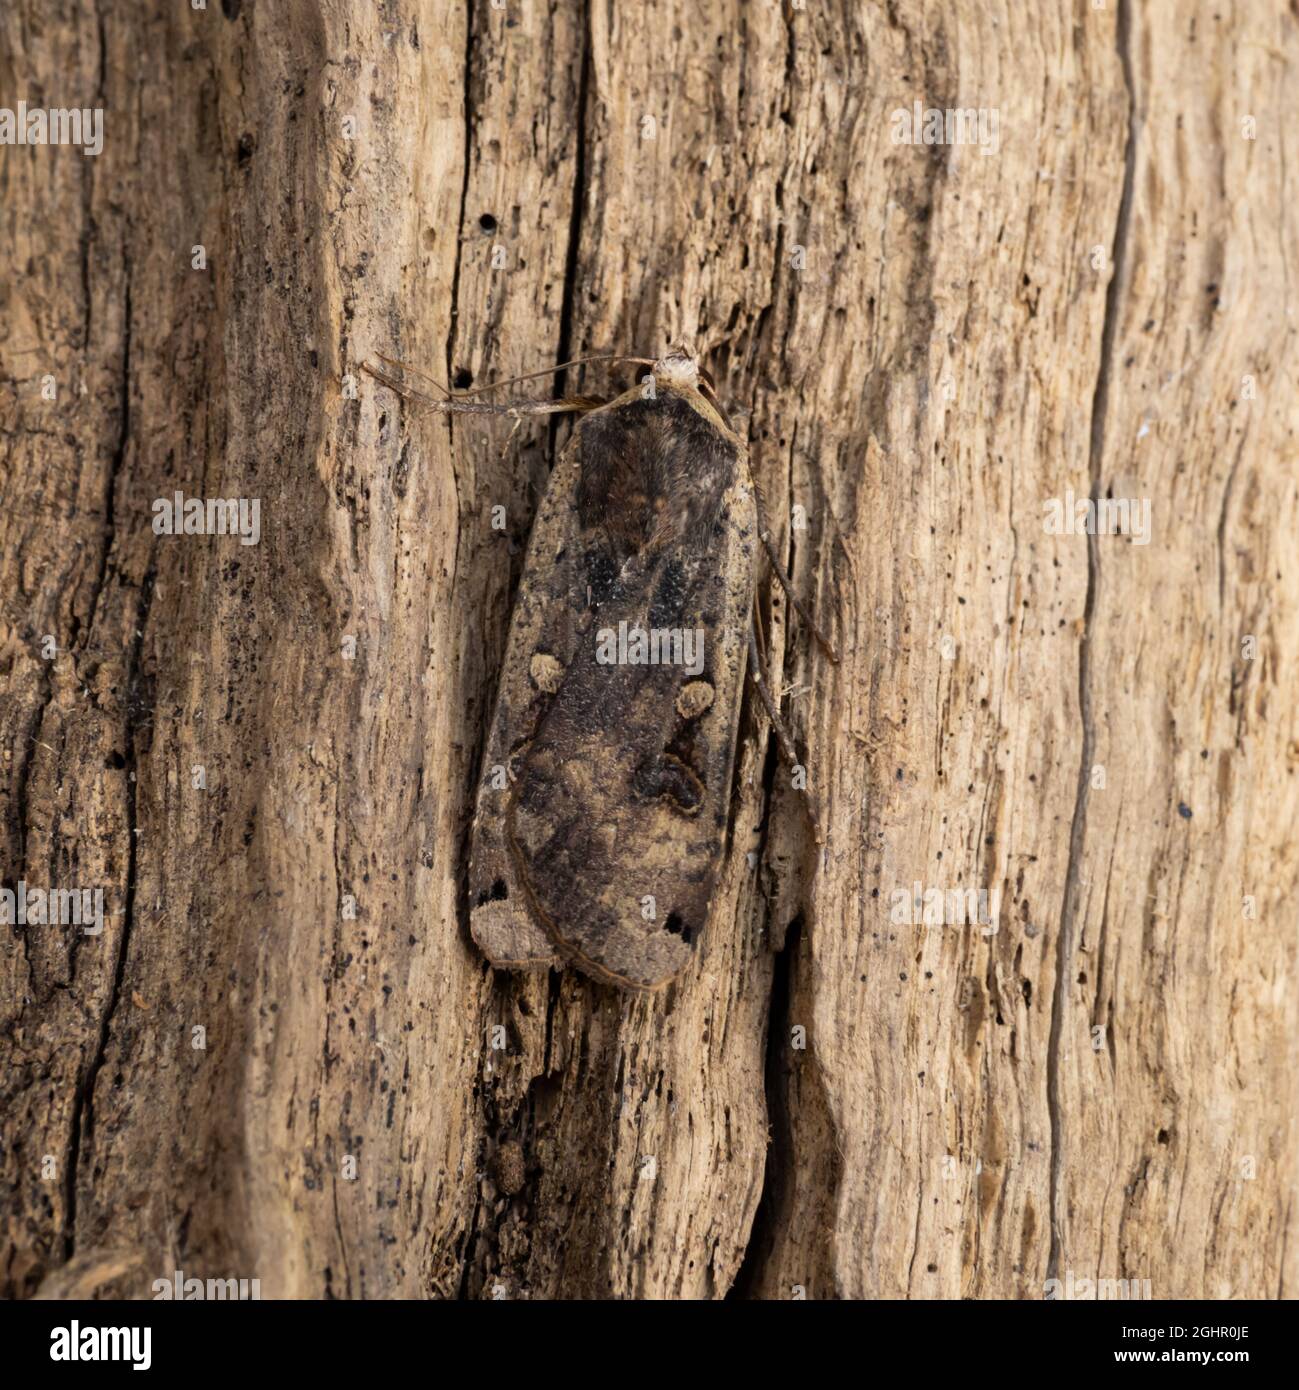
[746, 620, 801, 770]
[748, 620, 824, 845]
[750, 475, 839, 662]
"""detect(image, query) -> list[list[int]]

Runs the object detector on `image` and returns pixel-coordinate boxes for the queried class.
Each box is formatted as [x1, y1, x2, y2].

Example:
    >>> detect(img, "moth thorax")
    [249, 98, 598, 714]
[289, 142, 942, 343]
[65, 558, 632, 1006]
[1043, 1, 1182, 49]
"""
[652, 350, 699, 389]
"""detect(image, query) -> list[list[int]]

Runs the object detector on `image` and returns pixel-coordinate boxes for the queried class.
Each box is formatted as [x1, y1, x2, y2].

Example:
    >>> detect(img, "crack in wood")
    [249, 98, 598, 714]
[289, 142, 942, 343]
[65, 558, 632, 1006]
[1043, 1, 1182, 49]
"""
[1046, 0, 1137, 1285]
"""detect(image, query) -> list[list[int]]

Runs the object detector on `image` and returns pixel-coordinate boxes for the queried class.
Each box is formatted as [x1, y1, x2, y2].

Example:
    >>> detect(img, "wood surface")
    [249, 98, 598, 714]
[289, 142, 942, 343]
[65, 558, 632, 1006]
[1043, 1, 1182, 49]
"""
[2, 0, 1296, 1299]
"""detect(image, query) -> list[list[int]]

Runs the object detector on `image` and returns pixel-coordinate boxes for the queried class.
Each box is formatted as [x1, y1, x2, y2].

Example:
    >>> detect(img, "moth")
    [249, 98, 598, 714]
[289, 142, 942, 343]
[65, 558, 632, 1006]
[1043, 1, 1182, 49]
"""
[366, 348, 831, 990]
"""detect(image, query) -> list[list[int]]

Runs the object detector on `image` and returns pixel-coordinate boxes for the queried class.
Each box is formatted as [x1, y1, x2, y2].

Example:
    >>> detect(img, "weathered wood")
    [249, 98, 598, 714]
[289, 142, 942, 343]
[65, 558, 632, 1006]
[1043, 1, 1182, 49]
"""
[1, 0, 1295, 1300]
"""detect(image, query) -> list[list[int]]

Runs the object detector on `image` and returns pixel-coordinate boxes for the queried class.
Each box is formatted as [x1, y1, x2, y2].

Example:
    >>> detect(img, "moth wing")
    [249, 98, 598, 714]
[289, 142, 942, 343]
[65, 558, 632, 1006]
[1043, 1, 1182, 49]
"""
[468, 433, 592, 971]
[509, 441, 756, 990]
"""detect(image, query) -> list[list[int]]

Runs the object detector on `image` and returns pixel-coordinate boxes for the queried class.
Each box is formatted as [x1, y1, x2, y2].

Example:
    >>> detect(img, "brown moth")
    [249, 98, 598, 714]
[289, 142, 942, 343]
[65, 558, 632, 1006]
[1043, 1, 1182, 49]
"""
[468, 350, 755, 989]
[367, 348, 826, 991]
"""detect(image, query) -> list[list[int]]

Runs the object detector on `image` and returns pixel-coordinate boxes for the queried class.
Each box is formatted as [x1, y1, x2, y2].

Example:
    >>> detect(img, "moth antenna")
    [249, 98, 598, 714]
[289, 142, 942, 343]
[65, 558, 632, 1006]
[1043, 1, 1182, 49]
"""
[451, 353, 655, 398]
[374, 353, 452, 397]
[366, 352, 653, 403]
[363, 361, 600, 416]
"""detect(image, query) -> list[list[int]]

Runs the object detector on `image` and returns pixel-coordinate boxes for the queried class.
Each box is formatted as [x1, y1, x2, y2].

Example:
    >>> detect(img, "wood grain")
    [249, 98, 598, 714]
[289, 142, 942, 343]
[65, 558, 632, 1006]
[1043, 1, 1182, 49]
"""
[1, 0, 1295, 1300]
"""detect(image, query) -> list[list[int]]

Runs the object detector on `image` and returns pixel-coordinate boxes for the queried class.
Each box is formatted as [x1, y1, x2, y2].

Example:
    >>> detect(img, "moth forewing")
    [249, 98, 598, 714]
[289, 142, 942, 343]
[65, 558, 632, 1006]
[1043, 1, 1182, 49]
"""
[466, 432, 583, 973]
[468, 367, 757, 990]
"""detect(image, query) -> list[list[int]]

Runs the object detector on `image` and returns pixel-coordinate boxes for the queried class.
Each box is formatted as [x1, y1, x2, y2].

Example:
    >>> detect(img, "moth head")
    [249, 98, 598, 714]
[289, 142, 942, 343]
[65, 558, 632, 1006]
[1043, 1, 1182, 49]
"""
[652, 346, 700, 389]
[650, 345, 731, 426]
